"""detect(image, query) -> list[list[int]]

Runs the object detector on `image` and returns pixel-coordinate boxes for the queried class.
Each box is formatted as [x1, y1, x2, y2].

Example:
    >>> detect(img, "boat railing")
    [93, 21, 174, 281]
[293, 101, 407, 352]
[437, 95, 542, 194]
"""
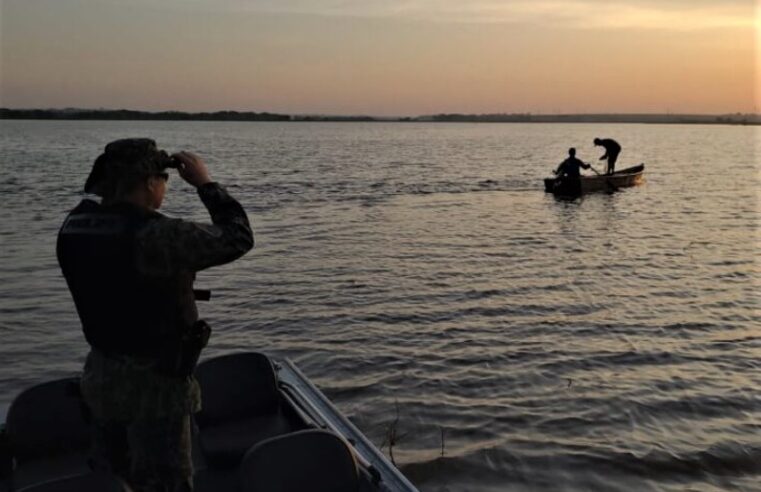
[277, 359, 419, 492]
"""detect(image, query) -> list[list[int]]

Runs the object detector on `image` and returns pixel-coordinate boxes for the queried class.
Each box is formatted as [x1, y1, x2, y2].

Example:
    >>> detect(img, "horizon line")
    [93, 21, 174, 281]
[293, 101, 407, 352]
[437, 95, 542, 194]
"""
[2, 107, 760, 119]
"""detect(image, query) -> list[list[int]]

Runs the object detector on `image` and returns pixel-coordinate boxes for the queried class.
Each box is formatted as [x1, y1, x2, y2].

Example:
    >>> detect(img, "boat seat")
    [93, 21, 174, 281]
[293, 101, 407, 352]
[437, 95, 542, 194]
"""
[193, 467, 240, 492]
[239, 429, 360, 492]
[15, 472, 127, 492]
[4, 378, 92, 490]
[195, 352, 292, 468]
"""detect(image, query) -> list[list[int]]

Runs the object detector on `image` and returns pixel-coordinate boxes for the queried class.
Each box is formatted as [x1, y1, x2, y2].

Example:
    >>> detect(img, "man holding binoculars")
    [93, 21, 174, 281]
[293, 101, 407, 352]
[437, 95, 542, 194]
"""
[57, 138, 254, 491]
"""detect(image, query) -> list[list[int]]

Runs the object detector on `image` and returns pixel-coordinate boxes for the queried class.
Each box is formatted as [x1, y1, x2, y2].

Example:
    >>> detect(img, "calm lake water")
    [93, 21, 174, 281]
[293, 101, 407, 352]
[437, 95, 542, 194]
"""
[1, 120, 759, 491]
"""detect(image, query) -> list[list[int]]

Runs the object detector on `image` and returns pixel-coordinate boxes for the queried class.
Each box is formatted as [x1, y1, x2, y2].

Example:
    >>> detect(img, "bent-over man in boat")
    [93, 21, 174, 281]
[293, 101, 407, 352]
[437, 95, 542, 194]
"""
[593, 137, 621, 175]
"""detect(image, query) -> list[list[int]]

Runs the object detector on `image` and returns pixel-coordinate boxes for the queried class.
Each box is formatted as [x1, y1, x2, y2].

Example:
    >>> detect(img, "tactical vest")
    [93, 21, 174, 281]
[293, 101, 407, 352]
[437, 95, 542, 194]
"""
[57, 200, 195, 359]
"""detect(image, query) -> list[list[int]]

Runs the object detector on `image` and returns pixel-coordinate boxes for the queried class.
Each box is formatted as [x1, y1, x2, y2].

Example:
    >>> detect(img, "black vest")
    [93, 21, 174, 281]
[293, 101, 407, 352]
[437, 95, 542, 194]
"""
[57, 200, 195, 358]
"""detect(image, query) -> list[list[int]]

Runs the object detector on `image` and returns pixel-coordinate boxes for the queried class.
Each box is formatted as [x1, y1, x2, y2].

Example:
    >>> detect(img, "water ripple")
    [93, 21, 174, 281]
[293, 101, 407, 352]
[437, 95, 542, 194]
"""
[1, 121, 759, 491]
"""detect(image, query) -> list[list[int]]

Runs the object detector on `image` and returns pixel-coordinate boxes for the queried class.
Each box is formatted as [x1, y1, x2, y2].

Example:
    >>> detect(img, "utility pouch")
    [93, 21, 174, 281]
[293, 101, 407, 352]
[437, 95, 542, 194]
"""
[161, 320, 211, 377]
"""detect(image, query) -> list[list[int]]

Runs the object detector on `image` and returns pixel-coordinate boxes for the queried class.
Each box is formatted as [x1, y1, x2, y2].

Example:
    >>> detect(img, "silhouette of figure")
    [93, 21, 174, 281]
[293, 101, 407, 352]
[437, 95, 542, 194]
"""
[550, 148, 591, 195]
[57, 139, 254, 491]
[593, 138, 621, 175]
[554, 147, 590, 178]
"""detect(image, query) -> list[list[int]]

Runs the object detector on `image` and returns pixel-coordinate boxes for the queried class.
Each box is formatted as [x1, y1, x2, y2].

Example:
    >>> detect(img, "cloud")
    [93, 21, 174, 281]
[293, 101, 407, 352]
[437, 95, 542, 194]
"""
[174, 0, 757, 31]
[478, 1, 757, 30]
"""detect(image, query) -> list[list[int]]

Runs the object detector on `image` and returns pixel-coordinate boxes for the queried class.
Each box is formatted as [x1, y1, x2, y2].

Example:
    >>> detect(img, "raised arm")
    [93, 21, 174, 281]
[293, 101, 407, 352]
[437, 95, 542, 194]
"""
[135, 153, 254, 276]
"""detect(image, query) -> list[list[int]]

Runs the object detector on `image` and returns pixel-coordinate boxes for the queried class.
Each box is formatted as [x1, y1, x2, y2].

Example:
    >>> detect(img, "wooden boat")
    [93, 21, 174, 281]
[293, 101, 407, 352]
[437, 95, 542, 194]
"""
[544, 164, 645, 195]
[0, 352, 419, 492]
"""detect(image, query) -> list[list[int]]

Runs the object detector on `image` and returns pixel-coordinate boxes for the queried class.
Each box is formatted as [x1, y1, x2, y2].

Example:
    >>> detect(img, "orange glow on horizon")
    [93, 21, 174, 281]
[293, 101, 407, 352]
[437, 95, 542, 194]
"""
[0, 0, 757, 115]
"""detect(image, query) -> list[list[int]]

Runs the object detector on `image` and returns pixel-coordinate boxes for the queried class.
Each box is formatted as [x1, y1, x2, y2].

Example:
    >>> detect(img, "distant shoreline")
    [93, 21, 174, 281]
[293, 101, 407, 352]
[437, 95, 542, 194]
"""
[1, 108, 758, 125]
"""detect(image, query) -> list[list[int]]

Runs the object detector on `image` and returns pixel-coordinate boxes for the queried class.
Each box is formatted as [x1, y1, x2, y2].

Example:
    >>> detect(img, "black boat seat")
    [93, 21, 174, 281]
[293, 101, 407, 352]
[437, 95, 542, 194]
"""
[193, 466, 240, 492]
[4, 378, 91, 490]
[195, 353, 292, 468]
[197, 414, 291, 469]
[15, 472, 127, 492]
[9, 454, 91, 492]
[239, 429, 360, 492]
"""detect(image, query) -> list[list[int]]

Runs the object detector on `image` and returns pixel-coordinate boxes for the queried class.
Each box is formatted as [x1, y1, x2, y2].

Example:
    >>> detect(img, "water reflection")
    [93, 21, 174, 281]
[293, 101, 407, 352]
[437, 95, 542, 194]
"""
[1, 121, 758, 492]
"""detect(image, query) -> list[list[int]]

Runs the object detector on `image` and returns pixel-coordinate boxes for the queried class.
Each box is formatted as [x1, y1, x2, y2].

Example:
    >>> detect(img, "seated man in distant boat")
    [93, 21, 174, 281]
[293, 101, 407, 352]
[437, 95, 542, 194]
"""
[554, 147, 591, 179]
[593, 137, 621, 175]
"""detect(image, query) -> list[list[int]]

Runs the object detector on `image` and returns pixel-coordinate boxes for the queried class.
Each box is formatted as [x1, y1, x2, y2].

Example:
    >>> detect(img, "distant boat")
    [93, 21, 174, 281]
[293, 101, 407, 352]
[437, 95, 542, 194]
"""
[544, 164, 645, 195]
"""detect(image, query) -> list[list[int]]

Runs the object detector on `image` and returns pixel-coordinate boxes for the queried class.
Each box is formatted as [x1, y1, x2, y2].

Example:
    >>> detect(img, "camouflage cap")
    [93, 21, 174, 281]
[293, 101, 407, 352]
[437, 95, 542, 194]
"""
[84, 138, 177, 195]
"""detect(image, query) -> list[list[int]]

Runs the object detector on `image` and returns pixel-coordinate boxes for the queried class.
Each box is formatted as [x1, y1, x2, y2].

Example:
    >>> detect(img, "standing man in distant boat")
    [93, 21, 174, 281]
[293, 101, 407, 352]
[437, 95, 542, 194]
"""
[57, 139, 254, 491]
[593, 138, 621, 175]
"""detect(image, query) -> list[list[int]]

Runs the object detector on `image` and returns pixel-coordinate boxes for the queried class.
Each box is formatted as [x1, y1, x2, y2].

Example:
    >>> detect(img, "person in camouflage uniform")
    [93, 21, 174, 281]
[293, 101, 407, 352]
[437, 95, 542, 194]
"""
[57, 139, 254, 491]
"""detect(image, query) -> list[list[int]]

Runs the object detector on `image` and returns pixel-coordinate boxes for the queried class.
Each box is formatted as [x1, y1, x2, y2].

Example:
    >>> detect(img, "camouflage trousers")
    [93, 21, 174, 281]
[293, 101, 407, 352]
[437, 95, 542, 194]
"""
[81, 350, 201, 491]
[91, 415, 193, 492]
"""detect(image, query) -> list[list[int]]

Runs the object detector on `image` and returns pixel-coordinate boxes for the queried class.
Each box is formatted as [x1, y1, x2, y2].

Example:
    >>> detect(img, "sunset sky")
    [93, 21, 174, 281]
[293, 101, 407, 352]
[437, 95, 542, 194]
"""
[1, 0, 758, 116]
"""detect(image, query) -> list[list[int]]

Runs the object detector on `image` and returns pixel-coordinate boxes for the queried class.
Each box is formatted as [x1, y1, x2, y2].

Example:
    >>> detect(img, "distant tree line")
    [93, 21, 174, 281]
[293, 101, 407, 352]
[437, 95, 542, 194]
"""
[429, 113, 534, 122]
[0, 108, 290, 121]
[1, 108, 758, 125]
[292, 115, 377, 122]
[426, 113, 759, 125]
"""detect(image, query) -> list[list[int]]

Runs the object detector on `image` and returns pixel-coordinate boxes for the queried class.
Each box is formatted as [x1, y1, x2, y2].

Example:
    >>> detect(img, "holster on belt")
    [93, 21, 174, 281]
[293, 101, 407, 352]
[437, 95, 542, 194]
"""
[159, 320, 211, 377]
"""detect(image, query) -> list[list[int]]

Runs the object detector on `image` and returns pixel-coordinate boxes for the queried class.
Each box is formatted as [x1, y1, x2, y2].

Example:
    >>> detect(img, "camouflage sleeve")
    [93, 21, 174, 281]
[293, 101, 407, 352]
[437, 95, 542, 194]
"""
[135, 182, 254, 276]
